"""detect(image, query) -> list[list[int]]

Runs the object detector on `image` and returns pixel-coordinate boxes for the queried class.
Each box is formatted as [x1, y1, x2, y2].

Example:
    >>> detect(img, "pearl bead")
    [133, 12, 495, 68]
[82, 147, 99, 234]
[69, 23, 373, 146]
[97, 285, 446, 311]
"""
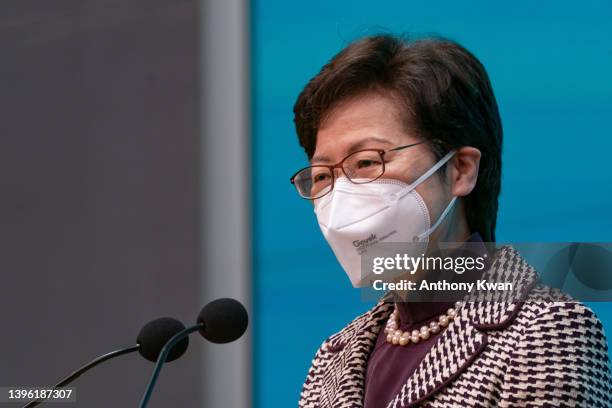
[447, 308, 456, 318]
[392, 335, 400, 345]
[394, 330, 402, 337]
[399, 336, 410, 346]
[429, 322, 440, 334]
[411, 334, 420, 343]
[411, 329, 420, 338]
[419, 326, 430, 340]
[439, 315, 449, 327]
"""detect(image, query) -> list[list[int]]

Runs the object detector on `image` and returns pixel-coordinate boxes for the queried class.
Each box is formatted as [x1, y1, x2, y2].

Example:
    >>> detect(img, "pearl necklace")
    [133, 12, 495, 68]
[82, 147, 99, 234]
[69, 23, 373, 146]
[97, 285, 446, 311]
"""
[384, 305, 456, 346]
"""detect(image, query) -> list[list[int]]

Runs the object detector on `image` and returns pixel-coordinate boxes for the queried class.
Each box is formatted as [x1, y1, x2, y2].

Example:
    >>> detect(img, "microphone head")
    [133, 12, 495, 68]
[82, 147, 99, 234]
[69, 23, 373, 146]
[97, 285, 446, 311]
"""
[137, 317, 189, 362]
[197, 298, 248, 344]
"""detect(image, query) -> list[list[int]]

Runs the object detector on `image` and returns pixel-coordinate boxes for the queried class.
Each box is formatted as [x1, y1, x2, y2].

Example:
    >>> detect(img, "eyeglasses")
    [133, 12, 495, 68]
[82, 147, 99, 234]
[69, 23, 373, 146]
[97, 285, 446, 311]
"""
[290, 142, 425, 199]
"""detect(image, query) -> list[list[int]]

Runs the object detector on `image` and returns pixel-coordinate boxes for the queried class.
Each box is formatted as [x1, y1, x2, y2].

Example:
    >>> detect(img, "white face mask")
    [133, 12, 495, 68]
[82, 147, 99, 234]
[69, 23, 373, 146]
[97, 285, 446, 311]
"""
[313, 150, 457, 287]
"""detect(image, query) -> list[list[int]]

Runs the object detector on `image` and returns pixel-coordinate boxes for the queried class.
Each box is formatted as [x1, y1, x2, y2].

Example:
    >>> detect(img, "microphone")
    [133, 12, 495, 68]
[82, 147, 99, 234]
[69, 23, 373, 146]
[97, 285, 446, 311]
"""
[137, 317, 189, 362]
[23, 317, 188, 408]
[138, 298, 248, 408]
[197, 297, 250, 343]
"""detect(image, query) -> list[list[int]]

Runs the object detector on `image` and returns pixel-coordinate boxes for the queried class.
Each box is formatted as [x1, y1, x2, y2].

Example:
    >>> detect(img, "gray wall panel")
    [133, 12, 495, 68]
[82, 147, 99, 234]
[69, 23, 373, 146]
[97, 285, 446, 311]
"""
[0, 1, 203, 406]
[199, 0, 251, 407]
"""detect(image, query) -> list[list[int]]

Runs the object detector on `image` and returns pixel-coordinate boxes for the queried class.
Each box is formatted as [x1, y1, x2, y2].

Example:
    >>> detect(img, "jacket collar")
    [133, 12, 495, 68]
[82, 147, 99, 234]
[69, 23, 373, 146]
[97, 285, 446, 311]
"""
[320, 245, 539, 408]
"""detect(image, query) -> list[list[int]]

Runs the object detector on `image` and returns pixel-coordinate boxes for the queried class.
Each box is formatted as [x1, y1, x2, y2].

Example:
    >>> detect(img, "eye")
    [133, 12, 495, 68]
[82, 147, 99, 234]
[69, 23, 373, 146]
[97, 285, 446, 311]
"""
[356, 159, 382, 169]
[312, 172, 331, 184]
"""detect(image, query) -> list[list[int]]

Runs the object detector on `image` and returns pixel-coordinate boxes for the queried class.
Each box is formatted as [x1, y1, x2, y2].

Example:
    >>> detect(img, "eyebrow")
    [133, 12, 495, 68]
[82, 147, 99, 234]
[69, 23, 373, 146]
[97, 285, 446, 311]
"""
[311, 136, 393, 163]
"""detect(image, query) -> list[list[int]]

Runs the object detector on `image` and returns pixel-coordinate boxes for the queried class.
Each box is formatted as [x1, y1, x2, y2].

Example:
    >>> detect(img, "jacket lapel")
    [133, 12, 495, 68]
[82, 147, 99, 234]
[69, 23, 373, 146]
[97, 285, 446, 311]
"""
[386, 301, 488, 407]
[319, 300, 394, 407]
[389, 245, 539, 407]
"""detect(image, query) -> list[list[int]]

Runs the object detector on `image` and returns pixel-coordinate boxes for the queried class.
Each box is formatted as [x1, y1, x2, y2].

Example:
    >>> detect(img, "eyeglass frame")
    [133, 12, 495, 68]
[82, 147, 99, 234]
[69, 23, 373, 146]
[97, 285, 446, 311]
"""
[289, 141, 426, 200]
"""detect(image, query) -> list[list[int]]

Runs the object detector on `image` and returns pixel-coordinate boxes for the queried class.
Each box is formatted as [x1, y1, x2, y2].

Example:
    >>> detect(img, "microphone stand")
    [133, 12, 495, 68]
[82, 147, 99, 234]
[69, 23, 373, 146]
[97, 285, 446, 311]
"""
[22, 345, 139, 408]
[138, 324, 204, 408]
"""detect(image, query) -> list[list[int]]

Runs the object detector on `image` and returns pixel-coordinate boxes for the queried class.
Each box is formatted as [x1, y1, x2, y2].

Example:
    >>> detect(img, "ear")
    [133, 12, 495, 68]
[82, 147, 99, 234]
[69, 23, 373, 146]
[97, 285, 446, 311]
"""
[449, 147, 481, 197]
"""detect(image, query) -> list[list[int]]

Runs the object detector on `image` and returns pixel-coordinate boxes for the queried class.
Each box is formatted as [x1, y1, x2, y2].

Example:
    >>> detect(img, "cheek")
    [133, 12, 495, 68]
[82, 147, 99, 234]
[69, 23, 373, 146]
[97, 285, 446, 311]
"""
[382, 156, 425, 184]
[381, 168, 413, 184]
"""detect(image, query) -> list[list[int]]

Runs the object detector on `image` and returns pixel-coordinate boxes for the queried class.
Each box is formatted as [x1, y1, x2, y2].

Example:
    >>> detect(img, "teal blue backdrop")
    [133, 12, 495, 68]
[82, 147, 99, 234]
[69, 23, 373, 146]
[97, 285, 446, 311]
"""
[252, 1, 612, 406]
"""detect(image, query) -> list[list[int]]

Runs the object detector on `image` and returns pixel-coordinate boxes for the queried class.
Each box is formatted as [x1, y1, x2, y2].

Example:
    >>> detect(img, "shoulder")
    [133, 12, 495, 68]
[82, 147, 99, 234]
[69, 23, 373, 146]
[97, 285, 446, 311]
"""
[502, 283, 612, 405]
[299, 302, 391, 407]
[315, 301, 391, 353]
[518, 283, 608, 337]
[512, 283, 610, 360]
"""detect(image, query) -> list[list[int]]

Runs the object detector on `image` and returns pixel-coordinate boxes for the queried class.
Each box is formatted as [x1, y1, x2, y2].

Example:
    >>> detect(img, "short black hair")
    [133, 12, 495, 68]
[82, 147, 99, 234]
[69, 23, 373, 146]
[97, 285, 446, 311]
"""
[293, 34, 503, 242]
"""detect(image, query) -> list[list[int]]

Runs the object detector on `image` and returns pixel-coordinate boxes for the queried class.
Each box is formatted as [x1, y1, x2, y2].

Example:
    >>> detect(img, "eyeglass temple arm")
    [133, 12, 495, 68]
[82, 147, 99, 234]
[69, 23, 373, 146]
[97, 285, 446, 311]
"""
[386, 141, 424, 153]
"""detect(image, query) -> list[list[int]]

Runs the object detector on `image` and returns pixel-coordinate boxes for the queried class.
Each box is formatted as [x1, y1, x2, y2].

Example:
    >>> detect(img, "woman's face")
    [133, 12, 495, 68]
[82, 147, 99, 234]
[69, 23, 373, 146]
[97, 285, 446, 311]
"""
[311, 91, 455, 241]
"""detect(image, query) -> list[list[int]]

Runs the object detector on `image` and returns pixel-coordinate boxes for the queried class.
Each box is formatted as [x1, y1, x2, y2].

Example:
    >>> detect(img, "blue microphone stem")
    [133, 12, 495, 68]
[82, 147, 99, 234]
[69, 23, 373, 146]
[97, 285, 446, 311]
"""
[138, 323, 204, 408]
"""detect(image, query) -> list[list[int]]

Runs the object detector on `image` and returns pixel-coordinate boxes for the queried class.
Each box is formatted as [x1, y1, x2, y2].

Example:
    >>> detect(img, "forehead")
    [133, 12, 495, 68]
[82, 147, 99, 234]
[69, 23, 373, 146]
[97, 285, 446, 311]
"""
[312, 92, 413, 163]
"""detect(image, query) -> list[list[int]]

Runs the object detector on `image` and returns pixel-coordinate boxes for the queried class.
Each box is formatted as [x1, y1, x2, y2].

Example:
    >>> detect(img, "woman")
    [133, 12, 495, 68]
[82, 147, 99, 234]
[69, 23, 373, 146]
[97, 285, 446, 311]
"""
[290, 35, 611, 407]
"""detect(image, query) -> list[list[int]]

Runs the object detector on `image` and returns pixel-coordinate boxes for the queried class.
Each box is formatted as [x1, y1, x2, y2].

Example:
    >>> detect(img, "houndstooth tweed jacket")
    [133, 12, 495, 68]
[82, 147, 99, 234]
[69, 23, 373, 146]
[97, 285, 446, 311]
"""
[298, 246, 612, 407]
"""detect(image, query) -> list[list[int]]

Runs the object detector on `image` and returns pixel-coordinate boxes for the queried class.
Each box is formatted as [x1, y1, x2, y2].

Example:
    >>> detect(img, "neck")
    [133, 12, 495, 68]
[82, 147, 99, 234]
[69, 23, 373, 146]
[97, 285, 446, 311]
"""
[390, 203, 472, 299]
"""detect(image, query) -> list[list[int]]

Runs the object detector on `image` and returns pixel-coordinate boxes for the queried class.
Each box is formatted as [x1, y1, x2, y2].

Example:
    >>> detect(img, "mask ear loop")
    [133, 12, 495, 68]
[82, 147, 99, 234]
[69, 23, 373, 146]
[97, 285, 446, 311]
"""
[390, 149, 457, 242]
[395, 150, 456, 201]
[415, 196, 457, 241]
